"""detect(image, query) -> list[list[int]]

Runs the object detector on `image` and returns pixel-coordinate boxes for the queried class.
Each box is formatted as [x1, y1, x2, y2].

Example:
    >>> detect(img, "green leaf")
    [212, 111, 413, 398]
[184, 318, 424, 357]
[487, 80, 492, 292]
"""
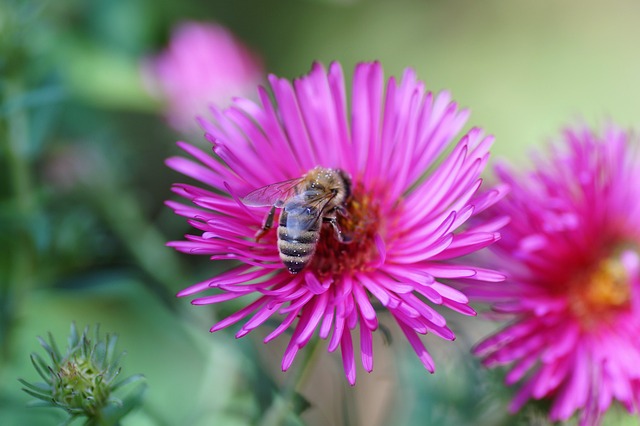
[47, 331, 62, 360]
[37, 336, 58, 363]
[111, 373, 145, 392]
[18, 378, 51, 393]
[68, 322, 80, 349]
[25, 399, 58, 409]
[105, 333, 118, 364]
[290, 391, 311, 416]
[21, 387, 54, 402]
[29, 353, 51, 382]
[93, 340, 107, 369]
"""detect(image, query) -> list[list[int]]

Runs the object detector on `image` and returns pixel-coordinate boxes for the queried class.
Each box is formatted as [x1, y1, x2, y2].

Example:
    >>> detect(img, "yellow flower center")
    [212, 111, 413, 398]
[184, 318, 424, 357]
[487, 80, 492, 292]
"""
[568, 253, 634, 328]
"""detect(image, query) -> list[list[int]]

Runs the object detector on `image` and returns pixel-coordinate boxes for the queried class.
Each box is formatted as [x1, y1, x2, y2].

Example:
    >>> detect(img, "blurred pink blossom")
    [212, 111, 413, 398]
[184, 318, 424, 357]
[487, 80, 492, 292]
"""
[473, 124, 640, 425]
[144, 22, 264, 133]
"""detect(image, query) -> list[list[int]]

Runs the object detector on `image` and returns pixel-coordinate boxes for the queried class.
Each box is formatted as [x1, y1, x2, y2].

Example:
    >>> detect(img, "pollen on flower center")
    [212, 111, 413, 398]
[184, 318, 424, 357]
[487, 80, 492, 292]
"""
[568, 254, 634, 327]
[310, 188, 383, 277]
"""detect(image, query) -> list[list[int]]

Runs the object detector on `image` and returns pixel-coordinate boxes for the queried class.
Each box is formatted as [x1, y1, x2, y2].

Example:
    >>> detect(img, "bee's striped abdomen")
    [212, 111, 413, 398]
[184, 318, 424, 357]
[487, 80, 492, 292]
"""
[277, 208, 321, 274]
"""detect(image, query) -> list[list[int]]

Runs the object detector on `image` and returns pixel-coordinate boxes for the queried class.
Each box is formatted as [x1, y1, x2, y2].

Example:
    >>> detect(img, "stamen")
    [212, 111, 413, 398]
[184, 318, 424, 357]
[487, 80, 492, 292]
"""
[311, 187, 385, 277]
[568, 251, 635, 328]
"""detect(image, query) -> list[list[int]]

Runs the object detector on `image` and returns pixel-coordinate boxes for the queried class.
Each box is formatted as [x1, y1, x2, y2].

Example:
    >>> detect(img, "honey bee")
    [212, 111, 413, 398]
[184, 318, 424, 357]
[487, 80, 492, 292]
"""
[242, 167, 352, 274]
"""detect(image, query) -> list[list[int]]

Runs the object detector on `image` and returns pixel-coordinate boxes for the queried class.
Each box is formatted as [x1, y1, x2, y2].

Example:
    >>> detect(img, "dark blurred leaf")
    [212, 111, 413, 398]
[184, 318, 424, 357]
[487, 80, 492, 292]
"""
[0, 85, 65, 117]
[291, 391, 311, 416]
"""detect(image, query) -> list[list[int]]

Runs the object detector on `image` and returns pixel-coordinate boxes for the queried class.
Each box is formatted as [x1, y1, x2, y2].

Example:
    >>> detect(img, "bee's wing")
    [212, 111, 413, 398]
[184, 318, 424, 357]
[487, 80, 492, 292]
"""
[284, 191, 334, 236]
[241, 177, 305, 207]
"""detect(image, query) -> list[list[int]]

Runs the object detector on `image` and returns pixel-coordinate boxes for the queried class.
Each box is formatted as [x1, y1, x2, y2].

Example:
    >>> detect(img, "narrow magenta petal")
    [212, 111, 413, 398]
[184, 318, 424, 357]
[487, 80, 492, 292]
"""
[395, 317, 435, 373]
[389, 233, 454, 264]
[381, 265, 435, 285]
[531, 359, 568, 399]
[209, 296, 267, 332]
[351, 63, 376, 174]
[175, 141, 237, 182]
[430, 232, 499, 260]
[425, 322, 456, 341]
[415, 284, 443, 305]
[296, 292, 329, 346]
[166, 157, 226, 189]
[399, 293, 447, 327]
[304, 271, 329, 295]
[505, 351, 538, 385]
[420, 264, 476, 279]
[375, 275, 414, 294]
[509, 378, 535, 413]
[328, 301, 346, 352]
[360, 324, 374, 372]
[352, 282, 376, 322]
[319, 304, 335, 339]
[177, 280, 216, 297]
[279, 291, 314, 314]
[550, 353, 589, 421]
[465, 267, 506, 282]
[327, 62, 353, 172]
[346, 295, 359, 330]
[430, 282, 469, 304]
[237, 302, 282, 338]
[295, 66, 343, 167]
[372, 234, 386, 268]
[192, 292, 246, 305]
[392, 211, 456, 256]
[270, 76, 317, 168]
[264, 309, 299, 343]
[361, 63, 384, 185]
[540, 323, 580, 362]
[281, 341, 299, 372]
[356, 274, 400, 309]
[340, 330, 356, 385]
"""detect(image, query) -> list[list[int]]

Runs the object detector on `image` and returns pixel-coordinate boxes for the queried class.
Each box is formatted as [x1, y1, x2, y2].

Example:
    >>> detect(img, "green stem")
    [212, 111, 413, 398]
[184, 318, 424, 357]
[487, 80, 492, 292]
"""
[294, 336, 323, 393]
[86, 412, 119, 426]
[1, 80, 36, 366]
[92, 184, 185, 311]
[259, 337, 323, 426]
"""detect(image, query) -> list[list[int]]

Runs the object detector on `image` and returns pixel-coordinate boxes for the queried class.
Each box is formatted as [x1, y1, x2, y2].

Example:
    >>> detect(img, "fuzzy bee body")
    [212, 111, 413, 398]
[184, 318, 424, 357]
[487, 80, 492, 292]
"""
[242, 167, 352, 274]
[277, 201, 323, 273]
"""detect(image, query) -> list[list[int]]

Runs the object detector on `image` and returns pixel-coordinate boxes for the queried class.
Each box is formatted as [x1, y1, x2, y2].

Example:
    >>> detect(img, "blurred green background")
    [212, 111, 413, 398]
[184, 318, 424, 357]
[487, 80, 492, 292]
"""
[2, 0, 639, 425]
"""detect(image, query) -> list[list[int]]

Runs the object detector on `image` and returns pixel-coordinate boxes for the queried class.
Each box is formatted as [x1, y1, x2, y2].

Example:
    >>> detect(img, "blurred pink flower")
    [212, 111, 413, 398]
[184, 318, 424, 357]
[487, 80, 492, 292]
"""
[167, 61, 506, 384]
[144, 21, 263, 133]
[473, 125, 640, 424]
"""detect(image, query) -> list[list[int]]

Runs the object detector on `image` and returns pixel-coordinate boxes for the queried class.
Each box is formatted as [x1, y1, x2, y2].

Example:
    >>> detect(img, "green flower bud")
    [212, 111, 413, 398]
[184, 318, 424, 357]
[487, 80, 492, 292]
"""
[20, 323, 146, 426]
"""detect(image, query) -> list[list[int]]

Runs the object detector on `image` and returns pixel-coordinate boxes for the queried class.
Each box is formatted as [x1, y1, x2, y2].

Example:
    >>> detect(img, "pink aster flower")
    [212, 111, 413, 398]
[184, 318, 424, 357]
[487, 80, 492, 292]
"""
[144, 21, 263, 133]
[473, 124, 640, 424]
[167, 61, 507, 384]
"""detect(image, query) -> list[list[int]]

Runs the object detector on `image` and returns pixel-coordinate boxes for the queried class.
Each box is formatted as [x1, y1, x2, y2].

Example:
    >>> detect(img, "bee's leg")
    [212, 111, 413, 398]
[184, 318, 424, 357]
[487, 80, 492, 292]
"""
[335, 204, 350, 219]
[255, 205, 276, 242]
[324, 215, 352, 244]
